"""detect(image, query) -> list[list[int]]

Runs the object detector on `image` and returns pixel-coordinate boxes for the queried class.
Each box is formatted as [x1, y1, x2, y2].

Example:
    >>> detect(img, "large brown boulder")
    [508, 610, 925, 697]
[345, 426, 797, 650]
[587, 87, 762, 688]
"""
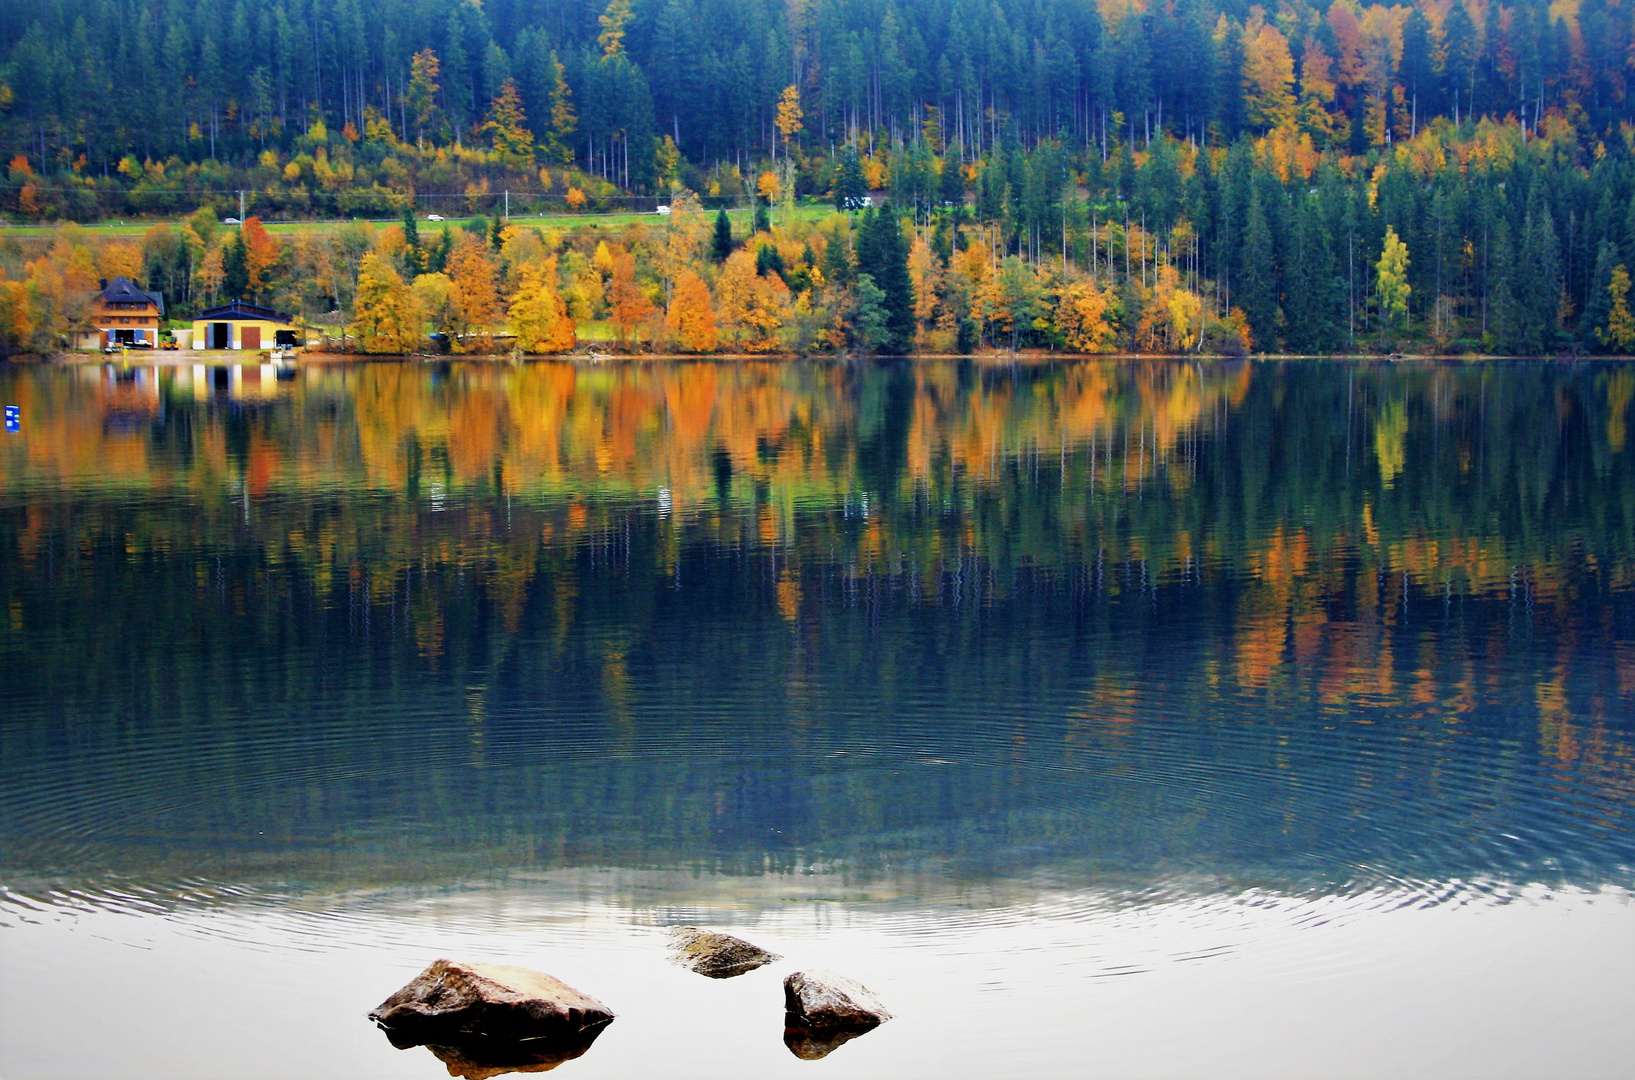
[668, 926, 782, 979]
[782, 969, 891, 1058]
[369, 959, 615, 1047]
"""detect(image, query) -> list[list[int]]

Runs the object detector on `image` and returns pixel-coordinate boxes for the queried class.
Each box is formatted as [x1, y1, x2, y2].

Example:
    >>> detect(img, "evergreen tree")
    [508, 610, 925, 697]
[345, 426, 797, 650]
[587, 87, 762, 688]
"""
[711, 209, 733, 263]
[834, 147, 867, 212]
[854, 206, 914, 352]
[221, 228, 249, 301]
[428, 228, 454, 275]
[1517, 186, 1562, 354]
[1584, 240, 1617, 345]
[939, 148, 966, 209]
[1238, 186, 1277, 350]
[755, 242, 785, 281]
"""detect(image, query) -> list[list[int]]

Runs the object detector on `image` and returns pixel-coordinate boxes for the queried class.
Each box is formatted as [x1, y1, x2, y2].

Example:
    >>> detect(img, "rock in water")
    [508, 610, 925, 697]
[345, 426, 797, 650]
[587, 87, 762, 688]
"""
[369, 959, 615, 1047]
[782, 969, 891, 1058]
[668, 926, 782, 979]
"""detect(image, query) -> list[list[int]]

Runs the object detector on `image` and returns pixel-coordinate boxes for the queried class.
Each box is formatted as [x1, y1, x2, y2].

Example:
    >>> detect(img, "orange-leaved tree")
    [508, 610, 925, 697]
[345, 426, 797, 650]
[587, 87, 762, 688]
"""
[446, 232, 502, 339]
[665, 269, 718, 352]
[242, 217, 281, 296]
[608, 251, 657, 346]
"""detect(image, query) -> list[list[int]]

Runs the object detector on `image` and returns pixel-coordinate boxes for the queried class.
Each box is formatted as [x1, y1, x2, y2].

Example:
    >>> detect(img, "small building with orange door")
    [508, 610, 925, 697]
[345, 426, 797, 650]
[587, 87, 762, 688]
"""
[191, 300, 301, 351]
[78, 276, 166, 349]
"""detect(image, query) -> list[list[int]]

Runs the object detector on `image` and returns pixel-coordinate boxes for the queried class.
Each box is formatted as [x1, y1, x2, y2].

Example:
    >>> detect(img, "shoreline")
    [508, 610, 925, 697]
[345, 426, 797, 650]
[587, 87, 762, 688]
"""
[10, 349, 1632, 365]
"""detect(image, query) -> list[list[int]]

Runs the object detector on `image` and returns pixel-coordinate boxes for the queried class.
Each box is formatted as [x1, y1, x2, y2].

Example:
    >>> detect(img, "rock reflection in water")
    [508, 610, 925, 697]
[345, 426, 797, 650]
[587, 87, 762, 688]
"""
[417, 1029, 608, 1078]
[782, 1020, 879, 1061]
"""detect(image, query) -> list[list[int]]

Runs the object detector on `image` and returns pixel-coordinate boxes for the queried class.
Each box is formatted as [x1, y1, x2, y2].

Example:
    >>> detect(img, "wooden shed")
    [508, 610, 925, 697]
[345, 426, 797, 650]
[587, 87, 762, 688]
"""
[192, 300, 301, 351]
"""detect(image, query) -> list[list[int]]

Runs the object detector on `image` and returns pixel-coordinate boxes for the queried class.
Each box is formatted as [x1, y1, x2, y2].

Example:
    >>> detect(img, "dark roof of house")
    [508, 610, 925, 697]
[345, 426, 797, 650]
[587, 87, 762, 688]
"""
[197, 300, 296, 324]
[97, 276, 165, 317]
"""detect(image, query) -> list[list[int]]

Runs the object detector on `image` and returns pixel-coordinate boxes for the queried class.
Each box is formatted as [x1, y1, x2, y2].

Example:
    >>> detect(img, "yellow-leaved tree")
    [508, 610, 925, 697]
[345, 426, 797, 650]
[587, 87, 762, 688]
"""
[714, 248, 790, 352]
[1055, 279, 1118, 353]
[0, 271, 37, 354]
[351, 252, 425, 353]
[665, 269, 719, 352]
[509, 259, 576, 353]
[1241, 16, 1297, 132]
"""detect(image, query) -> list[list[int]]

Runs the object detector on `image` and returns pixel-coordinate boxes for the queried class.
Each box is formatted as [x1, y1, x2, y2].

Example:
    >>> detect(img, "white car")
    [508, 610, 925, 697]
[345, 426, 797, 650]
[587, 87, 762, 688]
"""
[427, 214, 444, 221]
[655, 205, 672, 215]
[223, 217, 241, 225]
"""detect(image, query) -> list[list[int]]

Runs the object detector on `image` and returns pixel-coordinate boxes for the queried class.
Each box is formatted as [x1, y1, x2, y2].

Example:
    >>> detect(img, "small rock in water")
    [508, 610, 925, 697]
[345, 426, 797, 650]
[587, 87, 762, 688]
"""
[368, 958, 615, 1048]
[782, 969, 892, 1059]
[668, 926, 782, 979]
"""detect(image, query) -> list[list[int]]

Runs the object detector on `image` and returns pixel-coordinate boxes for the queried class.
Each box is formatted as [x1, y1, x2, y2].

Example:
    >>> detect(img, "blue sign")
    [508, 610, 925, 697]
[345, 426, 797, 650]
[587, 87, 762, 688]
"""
[4, 405, 17, 433]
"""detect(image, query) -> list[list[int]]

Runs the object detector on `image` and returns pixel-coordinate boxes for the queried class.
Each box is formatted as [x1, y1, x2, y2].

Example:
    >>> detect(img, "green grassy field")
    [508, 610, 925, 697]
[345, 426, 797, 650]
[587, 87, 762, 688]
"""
[0, 201, 840, 239]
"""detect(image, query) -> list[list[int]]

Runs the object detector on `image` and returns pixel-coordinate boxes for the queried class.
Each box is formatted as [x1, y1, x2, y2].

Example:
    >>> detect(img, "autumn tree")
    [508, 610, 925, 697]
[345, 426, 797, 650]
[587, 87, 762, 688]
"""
[406, 49, 442, 144]
[1597, 266, 1635, 353]
[545, 51, 577, 166]
[774, 85, 802, 158]
[351, 252, 426, 353]
[1376, 225, 1411, 340]
[1241, 16, 1297, 131]
[665, 269, 719, 352]
[598, 0, 633, 58]
[715, 248, 791, 351]
[0, 271, 37, 355]
[1056, 280, 1119, 352]
[608, 250, 657, 345]
[509, 259, 576, 353]
[442, 233, 500, 342]
[241, 217, 280, 298]
[412, 272, 464, 343]
[483, 79, 535, 161]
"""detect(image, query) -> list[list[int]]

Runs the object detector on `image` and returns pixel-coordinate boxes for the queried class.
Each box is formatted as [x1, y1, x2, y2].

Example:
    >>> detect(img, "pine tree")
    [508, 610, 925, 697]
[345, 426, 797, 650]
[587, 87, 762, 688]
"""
[938, 148, 966, 209]
[1237, 186, 1277, 350]
[854, 206, 915, 352]
[711, 210, 733, 263]
[1584, 241, 1615, 341]
[221, 228, 248, 301]
[834, 147, 867, 212]
[402, 207, 425, 276]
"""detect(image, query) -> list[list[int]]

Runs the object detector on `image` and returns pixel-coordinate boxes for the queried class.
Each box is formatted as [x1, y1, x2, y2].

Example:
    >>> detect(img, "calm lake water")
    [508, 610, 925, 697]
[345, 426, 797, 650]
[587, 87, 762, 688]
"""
[1, 358, 1632, 1078]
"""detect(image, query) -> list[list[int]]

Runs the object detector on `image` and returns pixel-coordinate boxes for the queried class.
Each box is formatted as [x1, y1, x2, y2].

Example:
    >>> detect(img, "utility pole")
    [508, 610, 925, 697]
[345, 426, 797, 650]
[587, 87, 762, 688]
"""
[238, 190, 245, 222]
[504, 190, 510, 221]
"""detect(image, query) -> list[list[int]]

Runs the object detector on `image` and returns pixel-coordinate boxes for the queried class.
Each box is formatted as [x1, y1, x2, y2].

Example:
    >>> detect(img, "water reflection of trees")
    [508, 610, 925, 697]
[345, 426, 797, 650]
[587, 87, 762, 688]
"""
[0, 360, 1631, 883]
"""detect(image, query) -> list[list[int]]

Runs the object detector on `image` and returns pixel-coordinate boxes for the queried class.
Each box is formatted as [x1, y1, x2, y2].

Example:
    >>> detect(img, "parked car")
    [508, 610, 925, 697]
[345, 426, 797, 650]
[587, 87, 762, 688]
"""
[655, 205, 672, 215]
[223, 216, 241, 225]
[427, 214, 444, 221]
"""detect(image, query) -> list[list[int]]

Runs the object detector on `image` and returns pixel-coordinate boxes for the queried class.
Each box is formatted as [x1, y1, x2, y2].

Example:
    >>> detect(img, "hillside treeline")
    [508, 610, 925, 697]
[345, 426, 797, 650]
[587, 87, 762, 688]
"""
[2, 0, 1630, 183]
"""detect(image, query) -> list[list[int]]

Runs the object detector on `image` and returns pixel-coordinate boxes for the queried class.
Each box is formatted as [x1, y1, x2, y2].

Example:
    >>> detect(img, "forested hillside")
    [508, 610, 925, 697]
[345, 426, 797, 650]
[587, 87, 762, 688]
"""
[3, 0, 1630, 179]
[2, 0, 1634, 355]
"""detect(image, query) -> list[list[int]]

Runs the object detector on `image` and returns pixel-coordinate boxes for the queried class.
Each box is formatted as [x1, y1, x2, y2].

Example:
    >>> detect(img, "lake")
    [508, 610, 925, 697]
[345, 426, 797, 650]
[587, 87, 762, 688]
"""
[1, 357, 1631, 1078]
